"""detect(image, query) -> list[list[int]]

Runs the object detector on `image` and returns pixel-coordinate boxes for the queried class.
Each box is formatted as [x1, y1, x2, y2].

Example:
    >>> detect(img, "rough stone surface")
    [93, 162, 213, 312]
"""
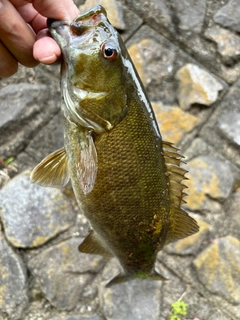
[214, 0, 240, 33]
[28, 237, 104, 311]
[0, 230, 29, 319]
[224, 188, 240, 229]
[217, 111, 240, 146]
[0, 83, 59, 158]
[168, 0, 207, 33]
[152, 102, 199, 144]
[128, 38, 176, 89]
[101, 278, 162, 320]
[185, 156, 235, 212]
[193, 236, 240, 304]
[50, 316, 103, 320]
[125, 0, 240, 84]
[0, 171, 76, 248]
[205, 26, 240, 64]
[175, 63, 224, 110]
[25, 112, 64, 163]
[200, 77, 240, 167]
[80, 0, 126, 30]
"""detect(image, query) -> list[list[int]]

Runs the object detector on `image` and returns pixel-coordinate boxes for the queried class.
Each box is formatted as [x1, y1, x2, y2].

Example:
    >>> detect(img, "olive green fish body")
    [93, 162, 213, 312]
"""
[31, 6, 199, 284]
[65, 95, 170, 275]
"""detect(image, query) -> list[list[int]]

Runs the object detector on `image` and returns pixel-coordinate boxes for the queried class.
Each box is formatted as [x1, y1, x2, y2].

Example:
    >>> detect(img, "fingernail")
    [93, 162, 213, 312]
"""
[38, 54, 57, 64]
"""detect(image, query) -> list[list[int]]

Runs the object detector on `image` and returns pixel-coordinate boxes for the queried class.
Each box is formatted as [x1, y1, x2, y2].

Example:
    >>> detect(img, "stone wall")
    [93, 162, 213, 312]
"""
[0, 0, 240, 319]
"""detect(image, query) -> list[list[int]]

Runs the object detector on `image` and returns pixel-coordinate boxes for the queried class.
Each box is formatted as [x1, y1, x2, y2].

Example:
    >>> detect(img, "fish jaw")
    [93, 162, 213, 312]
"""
[47, 6, 128, 133]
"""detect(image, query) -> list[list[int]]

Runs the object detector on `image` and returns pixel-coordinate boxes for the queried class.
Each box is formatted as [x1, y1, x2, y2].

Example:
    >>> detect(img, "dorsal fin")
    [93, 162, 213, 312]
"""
[30, 147, 70, 187]
[162, 141, 188, 206]
[162, 141, 199, 243]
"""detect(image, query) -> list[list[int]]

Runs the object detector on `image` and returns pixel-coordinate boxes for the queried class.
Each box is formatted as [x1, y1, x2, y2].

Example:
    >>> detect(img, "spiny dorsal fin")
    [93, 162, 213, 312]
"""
[76, 132, 98, 195]
[79, 231, 112, 258]
[166, 206, 199, 244]
[162, 141, 199, 242]
[30, 147, 70, 187]
[162, 141, 188, 206]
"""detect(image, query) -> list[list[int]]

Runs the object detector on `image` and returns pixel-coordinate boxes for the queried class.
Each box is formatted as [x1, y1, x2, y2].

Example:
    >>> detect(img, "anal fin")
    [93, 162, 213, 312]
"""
[30, 147, 70, 187]
[79, 231, 112, 258]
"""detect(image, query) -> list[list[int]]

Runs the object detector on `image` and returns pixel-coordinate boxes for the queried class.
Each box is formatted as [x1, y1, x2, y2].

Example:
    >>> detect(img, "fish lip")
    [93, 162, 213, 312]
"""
[47, 18, 70, 30]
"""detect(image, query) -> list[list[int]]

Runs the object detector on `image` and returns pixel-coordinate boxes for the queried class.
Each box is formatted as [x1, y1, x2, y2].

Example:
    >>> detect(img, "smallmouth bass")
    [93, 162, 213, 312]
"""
[31, 5, 199, 286]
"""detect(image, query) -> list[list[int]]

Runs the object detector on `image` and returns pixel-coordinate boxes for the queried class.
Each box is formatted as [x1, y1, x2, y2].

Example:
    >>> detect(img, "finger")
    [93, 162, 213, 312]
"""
[0, 0, 38, 68]
[8, 1, 48, 34]
[0, 41, 18, 77]
[33, 29, 61, 64]
[31, 0, 80, 20]
[16, 3, 48, 34]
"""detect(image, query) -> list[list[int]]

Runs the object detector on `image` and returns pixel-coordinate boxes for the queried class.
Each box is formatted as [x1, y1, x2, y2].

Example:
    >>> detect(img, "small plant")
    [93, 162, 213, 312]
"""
[168, 300, 188, 320]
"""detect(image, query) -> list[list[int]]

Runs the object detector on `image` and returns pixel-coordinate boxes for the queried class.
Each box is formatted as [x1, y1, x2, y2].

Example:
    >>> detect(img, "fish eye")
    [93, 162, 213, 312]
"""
[101, 43, 118, 61]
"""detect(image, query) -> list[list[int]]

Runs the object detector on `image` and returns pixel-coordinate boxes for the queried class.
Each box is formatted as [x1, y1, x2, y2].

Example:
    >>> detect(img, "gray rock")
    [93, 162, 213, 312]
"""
[28, 237, 104, 310]
[100, 276, 162, 320]
[185, 155, 234, 212]
[0, 230, 28, 319]
[175, 63, 224, 110]
[169, 0, 207, 33]
[199, 77, 240, 167]
[0, 83, 45, 128]
[0, 171, 76, 248]
[128, 38, 176, 89]
[205, 26, 240, 64]
[214, 0, 240, 33]
[0, 83, 60, 158]
[224, 188, 240, 229]
[125, 0, 240, 84]
[217, 112, 240, 146]
[185, 155, 235, 212]
[157, 266, 230, 320]
[26, 112, 64, 163]
[126, 24, 199, 105]
[193, 235, 240, 304]
[50, 315, 103, 320]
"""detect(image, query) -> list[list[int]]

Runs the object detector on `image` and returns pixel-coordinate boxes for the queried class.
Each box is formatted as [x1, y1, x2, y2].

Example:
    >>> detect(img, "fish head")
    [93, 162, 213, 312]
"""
[48, 5, 130, 133]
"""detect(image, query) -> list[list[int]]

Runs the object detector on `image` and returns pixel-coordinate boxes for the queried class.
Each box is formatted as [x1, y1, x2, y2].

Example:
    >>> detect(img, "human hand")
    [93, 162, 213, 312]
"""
[0, 0, 79, 77]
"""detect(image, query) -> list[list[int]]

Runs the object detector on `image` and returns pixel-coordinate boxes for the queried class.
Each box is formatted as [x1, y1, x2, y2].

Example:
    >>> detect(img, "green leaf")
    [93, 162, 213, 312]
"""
[4, 157, 14, 166]
[171, 301, 188, 316]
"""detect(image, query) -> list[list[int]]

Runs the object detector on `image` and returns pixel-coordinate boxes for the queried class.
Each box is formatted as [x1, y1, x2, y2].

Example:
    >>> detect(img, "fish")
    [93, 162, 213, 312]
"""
[31, 5, 199, 286]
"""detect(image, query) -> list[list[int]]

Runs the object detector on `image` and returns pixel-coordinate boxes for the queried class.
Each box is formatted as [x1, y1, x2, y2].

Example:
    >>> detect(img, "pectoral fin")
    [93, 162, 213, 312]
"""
[76, 132, 98, 195]
[79, 231, 112, 258]
[30, 147, 70, 187]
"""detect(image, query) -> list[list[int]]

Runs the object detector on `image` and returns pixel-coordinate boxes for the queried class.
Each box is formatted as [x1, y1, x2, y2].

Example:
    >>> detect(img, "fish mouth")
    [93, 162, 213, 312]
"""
[47, 18, 70, 29]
